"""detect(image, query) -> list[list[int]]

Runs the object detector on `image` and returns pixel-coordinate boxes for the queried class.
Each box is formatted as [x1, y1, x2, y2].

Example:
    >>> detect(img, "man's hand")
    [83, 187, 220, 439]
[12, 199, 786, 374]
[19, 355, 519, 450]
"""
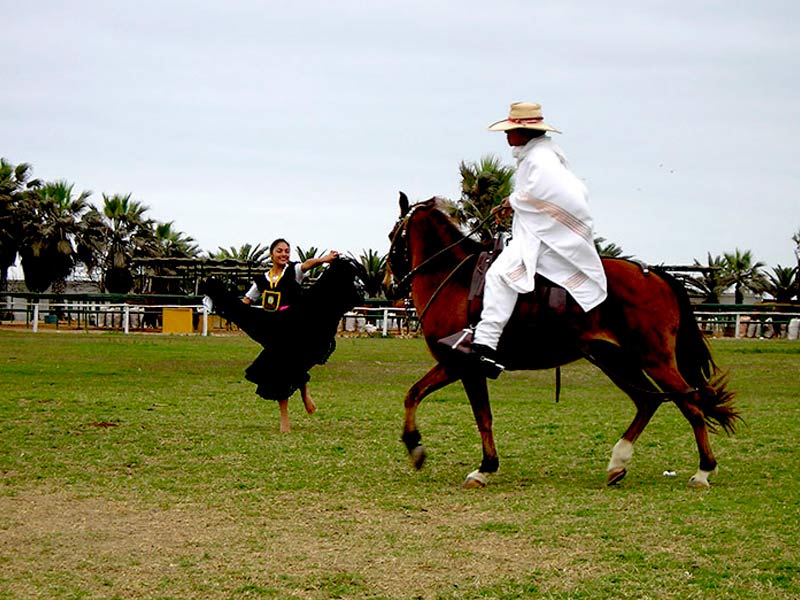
[490, 197, 512, 225]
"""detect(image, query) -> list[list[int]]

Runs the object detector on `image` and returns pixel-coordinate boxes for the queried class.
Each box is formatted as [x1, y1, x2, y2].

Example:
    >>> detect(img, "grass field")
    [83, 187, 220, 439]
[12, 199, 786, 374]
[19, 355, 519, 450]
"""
[0, 330, 798, 599]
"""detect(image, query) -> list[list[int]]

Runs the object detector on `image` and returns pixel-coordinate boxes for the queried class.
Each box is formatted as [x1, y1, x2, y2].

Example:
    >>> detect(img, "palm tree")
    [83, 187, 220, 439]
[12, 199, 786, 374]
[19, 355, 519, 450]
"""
[722, 248, 766, 305]
[762, 265, 798, 303]
[594, 236, 627, 258]
[453, 155, 515, 243]
[15, 180, 94, 293]
[793, 228, 800, 268]
[87, 193, 157, 293]
[0, 159, 41, 292]
[153, 221, 200, 258]
[210, 243, 269, 265]
[131, 222, 202, 294]
[351, 248, 387, 299]
[685, 254, 730, 304]
[296, 246, 325, 278]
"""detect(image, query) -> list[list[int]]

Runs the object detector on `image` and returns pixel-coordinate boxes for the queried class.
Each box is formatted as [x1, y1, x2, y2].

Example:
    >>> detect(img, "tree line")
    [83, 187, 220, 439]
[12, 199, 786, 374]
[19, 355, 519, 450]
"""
[0, 158, 389, 297]
[2, 156, 799, 303]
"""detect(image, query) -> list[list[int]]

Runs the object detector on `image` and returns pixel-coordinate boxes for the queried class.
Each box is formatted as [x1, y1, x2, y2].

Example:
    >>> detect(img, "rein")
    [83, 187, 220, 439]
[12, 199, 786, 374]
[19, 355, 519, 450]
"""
[392, 209, 496, 295]
[416, 253, 476, 322]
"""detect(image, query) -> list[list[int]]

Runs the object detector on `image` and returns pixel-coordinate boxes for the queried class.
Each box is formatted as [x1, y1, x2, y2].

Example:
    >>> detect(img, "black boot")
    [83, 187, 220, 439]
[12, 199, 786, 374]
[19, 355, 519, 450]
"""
[438, 329, 505, 379]
[472, 343, 505, 379]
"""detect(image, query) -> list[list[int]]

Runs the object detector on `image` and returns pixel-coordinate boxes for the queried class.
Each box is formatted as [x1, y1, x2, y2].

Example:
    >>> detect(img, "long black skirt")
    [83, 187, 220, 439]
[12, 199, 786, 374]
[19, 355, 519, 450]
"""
[209, 297, 334, 400]
[203, 258, 362, 401]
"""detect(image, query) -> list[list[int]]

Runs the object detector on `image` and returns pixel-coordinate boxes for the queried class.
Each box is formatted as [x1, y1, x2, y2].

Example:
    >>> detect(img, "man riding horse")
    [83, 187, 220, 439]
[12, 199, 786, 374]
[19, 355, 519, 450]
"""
[448, 102, 608, 378]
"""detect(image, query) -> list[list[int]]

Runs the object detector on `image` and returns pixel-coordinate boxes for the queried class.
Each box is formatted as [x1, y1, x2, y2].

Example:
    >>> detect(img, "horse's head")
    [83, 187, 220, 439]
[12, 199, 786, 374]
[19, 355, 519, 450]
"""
[384, 192, 412, 297]
[384, 192, 439, 299]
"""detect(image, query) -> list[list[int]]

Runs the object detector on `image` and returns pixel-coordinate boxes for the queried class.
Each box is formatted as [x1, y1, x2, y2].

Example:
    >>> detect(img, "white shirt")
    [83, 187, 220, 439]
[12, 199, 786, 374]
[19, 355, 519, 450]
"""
[244, 263, 306, 303]
[493, 135, 607, 311]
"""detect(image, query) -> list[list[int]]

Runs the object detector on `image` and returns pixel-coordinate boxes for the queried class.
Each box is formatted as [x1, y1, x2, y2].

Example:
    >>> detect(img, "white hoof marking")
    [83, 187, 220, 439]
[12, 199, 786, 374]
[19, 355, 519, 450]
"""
[464, 469, 489, 488]
[607, 439, 634, 472]
[687, 468, 715, 488]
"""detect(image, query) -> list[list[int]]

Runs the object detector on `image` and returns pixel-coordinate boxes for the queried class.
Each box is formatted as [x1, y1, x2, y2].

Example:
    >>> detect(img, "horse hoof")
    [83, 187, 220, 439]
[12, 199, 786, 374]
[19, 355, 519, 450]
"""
[463, 476, 486, 489]
[463, 470, 488, 488]
[606, 467, 626, 486]
[409, 445, 427, 470]
[687, 476, 711, 489]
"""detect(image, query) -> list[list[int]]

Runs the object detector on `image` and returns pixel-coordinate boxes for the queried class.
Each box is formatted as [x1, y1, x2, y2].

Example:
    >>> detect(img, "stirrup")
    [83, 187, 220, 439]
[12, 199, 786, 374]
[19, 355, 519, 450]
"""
[437, 328, 474, 355]
[473, 344, 505, 379]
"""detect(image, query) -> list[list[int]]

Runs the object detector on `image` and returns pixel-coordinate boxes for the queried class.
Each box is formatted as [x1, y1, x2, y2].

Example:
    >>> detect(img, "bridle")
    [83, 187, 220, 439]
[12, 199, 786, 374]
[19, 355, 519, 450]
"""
[387, 200, 495, 298]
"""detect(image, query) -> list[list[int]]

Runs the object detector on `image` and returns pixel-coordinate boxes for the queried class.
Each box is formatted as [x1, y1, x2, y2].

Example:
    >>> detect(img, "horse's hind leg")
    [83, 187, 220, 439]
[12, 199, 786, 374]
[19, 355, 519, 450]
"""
[644, 365, 719, 488]
[402, 362, 457, 470]
[674, 398, 718, 488]
[461, 372, 498, 488]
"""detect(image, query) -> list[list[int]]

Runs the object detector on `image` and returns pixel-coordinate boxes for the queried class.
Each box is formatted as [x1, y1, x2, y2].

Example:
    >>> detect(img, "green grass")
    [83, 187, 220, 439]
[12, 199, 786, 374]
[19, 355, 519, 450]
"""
[0, 331, 798, 599]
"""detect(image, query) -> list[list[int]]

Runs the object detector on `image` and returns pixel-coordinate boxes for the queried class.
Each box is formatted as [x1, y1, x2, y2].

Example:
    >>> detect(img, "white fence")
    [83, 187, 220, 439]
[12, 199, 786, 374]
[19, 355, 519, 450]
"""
[1, 299, 210, 335]
[0, 297, 418, 338]
[2, 296, 799, 340]
[694, 310, 800, 340]
[341, 306, 418, 337]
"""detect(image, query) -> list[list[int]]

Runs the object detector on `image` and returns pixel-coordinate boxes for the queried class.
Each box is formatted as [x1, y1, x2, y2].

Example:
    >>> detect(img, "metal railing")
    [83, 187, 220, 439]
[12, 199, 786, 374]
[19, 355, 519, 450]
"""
[694, 310, 800, 339]
[341, 306, 418, 337]
[0, 299, 210, 335]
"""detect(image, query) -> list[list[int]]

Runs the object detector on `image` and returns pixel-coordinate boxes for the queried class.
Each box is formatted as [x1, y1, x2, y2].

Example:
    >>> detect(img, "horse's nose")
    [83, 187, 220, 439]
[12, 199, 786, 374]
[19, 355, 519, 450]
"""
[383, 279, 400, 301]
[382, 271, 395, 297]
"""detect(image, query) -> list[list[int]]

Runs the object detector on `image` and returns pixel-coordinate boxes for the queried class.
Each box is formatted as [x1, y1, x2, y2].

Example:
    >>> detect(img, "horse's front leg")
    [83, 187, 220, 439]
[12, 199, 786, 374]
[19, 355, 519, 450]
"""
[402, 362, 457, 470]
[461, 372, 498, 488]
[606, 399, 659, 485]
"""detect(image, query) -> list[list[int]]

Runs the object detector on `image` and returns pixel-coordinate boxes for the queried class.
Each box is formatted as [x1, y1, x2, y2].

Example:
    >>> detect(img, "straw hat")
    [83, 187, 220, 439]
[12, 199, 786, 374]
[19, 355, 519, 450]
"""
[488, 102, 561, 133]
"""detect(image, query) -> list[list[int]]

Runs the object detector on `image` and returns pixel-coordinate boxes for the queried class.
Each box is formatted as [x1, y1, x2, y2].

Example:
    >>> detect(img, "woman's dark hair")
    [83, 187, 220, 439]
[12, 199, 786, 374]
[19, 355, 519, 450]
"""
[269, 238, 290, 253]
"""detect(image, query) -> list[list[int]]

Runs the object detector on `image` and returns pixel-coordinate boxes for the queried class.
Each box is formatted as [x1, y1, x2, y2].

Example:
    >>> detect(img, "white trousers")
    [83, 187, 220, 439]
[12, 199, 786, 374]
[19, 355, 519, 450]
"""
[473, 265, 519, 350]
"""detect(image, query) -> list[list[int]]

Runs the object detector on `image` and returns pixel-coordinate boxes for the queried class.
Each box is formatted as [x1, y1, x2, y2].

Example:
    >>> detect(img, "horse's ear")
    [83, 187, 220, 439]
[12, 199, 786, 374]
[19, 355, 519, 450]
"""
[399, 191, 409, 216]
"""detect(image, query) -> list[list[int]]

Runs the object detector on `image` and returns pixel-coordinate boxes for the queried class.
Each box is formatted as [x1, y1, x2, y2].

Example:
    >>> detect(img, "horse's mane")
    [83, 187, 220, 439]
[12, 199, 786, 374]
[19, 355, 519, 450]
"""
[417, 197, 488, 254]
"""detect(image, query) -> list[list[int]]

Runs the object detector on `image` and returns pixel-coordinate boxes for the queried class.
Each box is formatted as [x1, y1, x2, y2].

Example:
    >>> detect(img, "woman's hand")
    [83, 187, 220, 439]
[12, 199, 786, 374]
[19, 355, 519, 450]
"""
[302, 250, 340, 272]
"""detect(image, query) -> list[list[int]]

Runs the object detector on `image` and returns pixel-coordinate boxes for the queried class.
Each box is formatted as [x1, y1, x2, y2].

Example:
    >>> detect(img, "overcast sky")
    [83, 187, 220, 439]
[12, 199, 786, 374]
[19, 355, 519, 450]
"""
[3, 1, 799, 271]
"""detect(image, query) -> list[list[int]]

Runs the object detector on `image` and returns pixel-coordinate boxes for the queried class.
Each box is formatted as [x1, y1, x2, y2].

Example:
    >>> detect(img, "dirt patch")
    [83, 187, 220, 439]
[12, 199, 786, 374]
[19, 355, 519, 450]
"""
[0, 488, 243, 598]
[0, 487, 580, 599]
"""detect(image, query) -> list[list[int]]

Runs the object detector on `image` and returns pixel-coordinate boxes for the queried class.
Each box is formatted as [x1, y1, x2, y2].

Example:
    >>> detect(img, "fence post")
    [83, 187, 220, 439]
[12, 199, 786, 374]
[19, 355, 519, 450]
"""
[123, 304, 130, 334]
[202, 306, 208, 337]
[735, 313, 741, 339]
[32, 302, 39, 333]
[382, 308, 389, 337]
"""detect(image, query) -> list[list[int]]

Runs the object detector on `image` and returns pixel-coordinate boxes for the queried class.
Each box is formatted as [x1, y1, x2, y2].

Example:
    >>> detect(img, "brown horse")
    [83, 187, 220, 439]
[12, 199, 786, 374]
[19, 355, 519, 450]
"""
[385, 194, 739, 488]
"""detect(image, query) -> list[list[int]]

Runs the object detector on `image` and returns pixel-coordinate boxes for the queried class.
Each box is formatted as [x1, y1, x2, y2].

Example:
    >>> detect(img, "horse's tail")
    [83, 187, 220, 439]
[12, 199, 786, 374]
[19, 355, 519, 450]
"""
[655, 268, 741, 434]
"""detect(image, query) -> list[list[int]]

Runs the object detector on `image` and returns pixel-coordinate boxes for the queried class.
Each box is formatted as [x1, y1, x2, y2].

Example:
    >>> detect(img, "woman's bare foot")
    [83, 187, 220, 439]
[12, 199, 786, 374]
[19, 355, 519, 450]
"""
[278, 398, 291, 432]
[302, 394, 316, 415]
[301, 384, 316, 414]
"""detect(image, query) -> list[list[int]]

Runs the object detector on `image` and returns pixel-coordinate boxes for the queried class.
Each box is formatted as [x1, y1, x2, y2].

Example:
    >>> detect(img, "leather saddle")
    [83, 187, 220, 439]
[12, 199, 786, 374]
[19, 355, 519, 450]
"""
[467, 236, 571, 327]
